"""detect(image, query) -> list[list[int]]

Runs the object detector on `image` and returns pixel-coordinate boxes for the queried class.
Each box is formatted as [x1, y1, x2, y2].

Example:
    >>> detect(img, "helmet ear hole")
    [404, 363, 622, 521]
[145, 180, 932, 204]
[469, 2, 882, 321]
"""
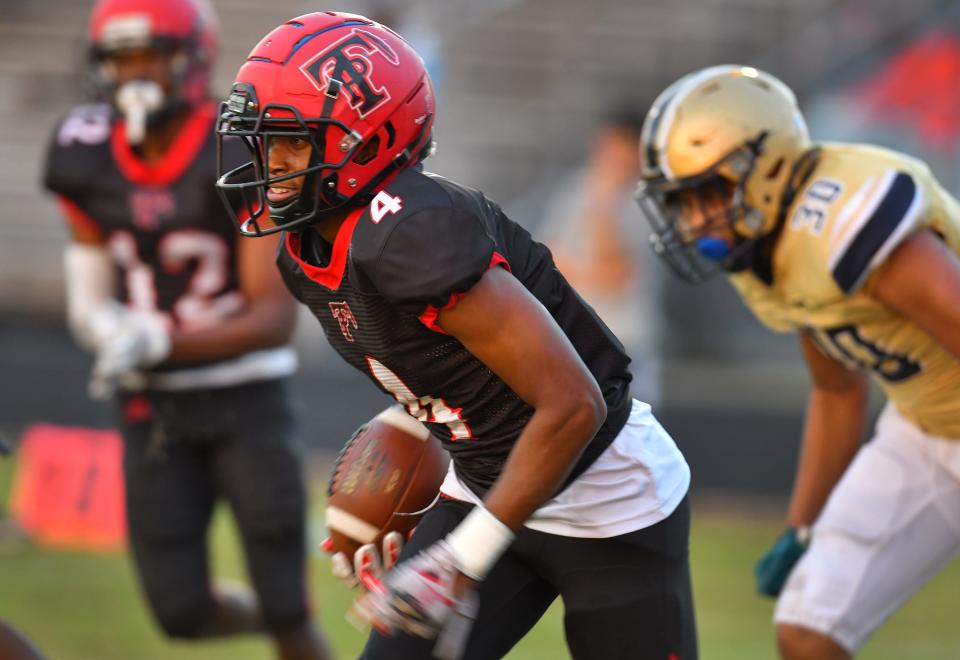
[765, 157, 785, 180]
[353, 135, 380, 165]
[384, 121, 396, 149]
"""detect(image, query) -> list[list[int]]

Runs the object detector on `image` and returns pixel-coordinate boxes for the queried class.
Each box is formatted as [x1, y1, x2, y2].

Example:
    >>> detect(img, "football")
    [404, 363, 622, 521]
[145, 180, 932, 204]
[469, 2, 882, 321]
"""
[325, 405, 449, 557]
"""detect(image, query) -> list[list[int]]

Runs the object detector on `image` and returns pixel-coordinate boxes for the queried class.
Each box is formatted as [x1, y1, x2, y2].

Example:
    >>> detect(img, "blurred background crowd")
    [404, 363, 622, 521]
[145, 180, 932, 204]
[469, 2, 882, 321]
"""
[1, 0, 960, 657]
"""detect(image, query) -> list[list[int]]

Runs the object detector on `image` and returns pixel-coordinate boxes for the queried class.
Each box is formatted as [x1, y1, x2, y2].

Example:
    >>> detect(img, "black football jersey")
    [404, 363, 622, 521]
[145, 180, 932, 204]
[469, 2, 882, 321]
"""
[44, 103, 245, 340]
[43, 102, 250, 369]
[278, 168, 633, 496]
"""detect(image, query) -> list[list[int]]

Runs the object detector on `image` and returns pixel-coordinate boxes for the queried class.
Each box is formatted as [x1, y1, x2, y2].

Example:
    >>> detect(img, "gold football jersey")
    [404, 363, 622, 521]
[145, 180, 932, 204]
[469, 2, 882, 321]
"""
[729, 143, 960, 438]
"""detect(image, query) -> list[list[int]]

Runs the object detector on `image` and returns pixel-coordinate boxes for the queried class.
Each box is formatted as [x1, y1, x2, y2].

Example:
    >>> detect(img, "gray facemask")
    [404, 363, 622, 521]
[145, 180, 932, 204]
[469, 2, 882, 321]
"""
[115, 80, 165, 145]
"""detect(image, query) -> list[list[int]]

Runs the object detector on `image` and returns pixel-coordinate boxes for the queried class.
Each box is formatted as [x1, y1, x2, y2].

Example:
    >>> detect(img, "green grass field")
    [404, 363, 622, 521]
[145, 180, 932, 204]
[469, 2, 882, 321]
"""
[1, 459, 958, 659]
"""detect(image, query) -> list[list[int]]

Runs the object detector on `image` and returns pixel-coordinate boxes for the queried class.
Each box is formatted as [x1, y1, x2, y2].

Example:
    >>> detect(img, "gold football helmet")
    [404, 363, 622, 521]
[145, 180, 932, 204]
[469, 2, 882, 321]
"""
[636, 65, 811, 282]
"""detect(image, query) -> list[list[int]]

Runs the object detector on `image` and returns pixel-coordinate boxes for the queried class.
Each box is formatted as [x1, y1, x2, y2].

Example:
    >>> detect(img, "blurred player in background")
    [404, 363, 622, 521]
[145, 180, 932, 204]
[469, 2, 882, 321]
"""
[637, 65, 960, 659]
[41, 0, 331, 657]
[216, 11, 695, 660]
[539, 108, 662, 406]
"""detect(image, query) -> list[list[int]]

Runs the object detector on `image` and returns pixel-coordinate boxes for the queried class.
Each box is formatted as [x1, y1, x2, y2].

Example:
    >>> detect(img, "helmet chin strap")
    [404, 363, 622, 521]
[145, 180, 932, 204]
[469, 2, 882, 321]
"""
[267, 195, 302, 220]
[115, 80, 165, 144]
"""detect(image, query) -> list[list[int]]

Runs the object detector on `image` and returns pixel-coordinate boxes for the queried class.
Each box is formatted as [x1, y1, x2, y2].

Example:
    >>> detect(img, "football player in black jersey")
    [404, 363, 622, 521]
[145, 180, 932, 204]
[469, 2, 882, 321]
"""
[216, 12, 696, 660]
[41, 1, 330, 657]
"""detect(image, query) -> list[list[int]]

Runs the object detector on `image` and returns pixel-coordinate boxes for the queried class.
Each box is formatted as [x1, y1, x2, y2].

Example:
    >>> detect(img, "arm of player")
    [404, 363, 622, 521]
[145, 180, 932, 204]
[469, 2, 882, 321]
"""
[352, 266, 606, 643]
[87, 232, 298, 394]
[788, 331, 869, 528]
[868, 229, 960, 360]
[60, 213, 155, 400]
[165, 233, 298, 363]
[438, 265, 607, 533]
[756, 331, 868, 597]
[60, 202, 119, 351]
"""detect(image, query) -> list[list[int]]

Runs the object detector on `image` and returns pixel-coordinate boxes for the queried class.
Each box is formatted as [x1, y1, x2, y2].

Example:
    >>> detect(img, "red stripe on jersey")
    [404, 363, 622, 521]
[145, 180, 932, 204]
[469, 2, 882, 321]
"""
[488, 251, 511, 273]
[111, 102, 216, 186]
[284, 207, 365, 290]
[56, 195, 104, 239]
[418, 251, 512, 334]
[417, 292, 464, 335]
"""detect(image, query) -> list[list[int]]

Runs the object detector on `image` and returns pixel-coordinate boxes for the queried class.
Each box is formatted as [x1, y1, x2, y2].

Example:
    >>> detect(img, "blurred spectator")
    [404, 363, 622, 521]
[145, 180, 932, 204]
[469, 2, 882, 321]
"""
[539, 108, 662, 405]
[39, 0, 330, 657]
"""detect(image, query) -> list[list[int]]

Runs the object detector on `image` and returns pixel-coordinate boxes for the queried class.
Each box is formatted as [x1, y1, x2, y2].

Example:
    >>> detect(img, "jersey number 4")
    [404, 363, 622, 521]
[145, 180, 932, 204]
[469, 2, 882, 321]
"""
[369, 191, 403, 224]
[366, 356, 473, 441]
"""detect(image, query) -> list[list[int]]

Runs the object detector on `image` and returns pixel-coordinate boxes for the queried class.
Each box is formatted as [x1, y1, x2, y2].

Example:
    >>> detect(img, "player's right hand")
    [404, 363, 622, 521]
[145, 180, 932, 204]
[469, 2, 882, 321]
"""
[325, 531, 404, 590]
[87, 309, 170, 400]
[85, 301, 129, 352]
[351, 539, 473, 640]
[754, 526, 810, 598]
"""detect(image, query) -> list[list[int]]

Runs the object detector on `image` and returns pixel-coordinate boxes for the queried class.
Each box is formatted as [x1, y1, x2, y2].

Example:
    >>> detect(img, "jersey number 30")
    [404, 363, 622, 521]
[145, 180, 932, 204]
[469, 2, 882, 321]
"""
[813, 325, 922, 383]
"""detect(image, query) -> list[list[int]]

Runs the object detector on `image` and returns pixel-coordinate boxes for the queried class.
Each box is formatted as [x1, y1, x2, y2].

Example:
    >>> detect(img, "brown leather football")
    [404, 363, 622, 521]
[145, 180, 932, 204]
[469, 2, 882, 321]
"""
[325, 406, 449, 557]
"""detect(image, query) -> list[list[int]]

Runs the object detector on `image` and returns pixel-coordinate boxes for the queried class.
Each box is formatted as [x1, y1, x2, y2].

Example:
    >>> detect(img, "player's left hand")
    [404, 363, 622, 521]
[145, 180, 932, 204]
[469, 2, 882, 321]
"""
[326, 531, 405, 590]
[754, 526, 810, 598]
[89, 310, 171, 399]
[352, 539, 477, 645]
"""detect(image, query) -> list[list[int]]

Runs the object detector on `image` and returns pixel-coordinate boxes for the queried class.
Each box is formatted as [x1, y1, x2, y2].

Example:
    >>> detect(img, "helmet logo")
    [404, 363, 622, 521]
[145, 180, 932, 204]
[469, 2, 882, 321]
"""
[299, 28, 400, 119]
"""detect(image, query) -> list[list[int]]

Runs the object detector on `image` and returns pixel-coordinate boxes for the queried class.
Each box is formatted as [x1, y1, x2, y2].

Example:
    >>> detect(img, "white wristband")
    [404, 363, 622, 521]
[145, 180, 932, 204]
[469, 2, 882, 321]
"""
[64, 243, 117, 351]
[445, 505, 514, 581]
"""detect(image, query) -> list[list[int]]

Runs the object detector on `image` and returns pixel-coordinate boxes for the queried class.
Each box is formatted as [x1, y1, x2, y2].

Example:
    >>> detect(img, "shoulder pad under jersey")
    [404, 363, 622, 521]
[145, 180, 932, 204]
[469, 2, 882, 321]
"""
[351, 170, 497, 309]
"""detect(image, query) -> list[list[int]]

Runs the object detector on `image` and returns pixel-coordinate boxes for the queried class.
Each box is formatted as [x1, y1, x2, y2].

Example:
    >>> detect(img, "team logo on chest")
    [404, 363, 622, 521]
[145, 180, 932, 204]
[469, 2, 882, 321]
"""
[129, 187, 175, 231]
[329, 301, 359, 342]
[299, 28, 400, 119]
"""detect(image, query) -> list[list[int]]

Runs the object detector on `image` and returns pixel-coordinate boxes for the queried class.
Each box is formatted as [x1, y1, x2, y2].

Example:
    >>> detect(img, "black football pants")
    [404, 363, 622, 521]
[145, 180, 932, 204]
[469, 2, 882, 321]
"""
[117, 378, 310, 638]
[360, 496, 697, 660]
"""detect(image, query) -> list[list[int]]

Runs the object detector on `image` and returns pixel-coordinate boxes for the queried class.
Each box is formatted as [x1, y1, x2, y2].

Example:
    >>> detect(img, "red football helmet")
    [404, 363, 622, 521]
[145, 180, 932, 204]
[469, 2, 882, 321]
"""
[88, 0, 218, 110]
[215, 12, 436, 236]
